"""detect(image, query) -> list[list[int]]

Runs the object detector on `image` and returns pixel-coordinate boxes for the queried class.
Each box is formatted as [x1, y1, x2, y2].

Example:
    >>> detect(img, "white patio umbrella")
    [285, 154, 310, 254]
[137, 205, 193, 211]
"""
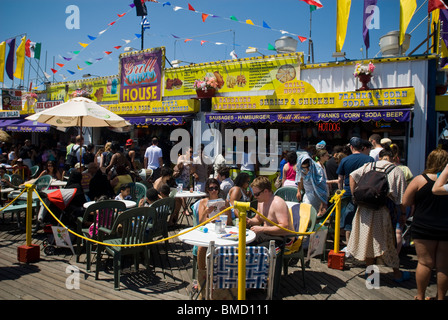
[26, 96, 131, 168]
[25, 96, 130, 129]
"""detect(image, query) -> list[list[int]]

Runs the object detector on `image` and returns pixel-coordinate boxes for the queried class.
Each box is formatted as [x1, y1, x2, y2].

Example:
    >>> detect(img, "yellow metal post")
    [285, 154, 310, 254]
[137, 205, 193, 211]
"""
[331, 190, 345, 253]
[233, 201, 250, 301]
[25, 184, 35, 247]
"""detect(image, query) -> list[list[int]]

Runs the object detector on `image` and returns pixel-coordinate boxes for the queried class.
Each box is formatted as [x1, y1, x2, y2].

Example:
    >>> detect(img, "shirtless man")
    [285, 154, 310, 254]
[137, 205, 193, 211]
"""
[246, 176, 294, 246]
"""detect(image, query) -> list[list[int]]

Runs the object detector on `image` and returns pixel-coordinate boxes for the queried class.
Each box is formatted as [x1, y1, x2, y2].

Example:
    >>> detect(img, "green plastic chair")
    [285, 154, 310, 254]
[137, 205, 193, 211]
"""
[148, 197, 176, 254]
[34, 174, 52, 192]
[282, 202, 316, 289]
[9, 174, 24, 188]
[274, 186, 299, 202]
[134, 182, 147, 204]
[30, 165, 40, 178]
[95, 206, 156, 290]
[76, 200, 127, 271]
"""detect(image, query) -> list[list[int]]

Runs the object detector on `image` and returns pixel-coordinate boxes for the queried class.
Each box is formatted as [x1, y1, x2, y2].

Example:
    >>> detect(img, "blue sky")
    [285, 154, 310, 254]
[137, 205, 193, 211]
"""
[0, 0, 432, 90]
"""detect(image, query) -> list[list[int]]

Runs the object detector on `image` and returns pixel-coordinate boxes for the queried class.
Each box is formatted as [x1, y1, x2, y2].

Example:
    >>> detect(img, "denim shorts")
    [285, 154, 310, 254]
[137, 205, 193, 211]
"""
[340, 199, 357, 231]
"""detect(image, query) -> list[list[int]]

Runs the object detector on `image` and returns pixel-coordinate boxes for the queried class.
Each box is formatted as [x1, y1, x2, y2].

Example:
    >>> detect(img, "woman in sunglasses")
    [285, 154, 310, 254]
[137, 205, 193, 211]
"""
[197, 178, 230, 288]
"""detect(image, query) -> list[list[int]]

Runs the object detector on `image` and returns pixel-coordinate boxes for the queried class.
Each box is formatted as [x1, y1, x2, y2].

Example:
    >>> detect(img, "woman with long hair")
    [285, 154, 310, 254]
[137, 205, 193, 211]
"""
[196, 178, 229, 297]
[282, 151, 297, 187]
[403, 149, 448, 300]
[227, 172, 251, 219]
[38, 160, 62, 181]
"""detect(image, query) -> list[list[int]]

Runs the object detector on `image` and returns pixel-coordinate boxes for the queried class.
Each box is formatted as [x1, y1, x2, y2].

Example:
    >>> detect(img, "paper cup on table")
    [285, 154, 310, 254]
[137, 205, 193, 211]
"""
[220, 214, 228, 226]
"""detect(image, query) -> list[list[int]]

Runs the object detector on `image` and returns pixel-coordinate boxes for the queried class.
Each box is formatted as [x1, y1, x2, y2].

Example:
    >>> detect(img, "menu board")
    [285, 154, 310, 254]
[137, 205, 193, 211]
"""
[47, 76, 119, 103]
[164, 53, 302, 97]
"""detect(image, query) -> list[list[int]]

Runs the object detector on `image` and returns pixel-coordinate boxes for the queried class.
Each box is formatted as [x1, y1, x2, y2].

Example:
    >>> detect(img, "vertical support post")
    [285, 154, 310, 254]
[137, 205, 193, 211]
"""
[333, 194, 341, 253]
[18, 183, 40, 263]
[25, 184, 35, 247]
[234, 201, 250, 301]
[331, 189, 345, 253]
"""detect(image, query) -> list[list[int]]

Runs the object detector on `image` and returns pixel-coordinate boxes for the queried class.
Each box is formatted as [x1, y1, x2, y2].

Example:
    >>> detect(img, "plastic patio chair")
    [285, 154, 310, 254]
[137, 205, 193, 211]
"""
[30, 165, 40, 178]
[206, 240, 276, 300]
[95, 206, 156, 290]
[148, 197, 176, 254]
[34, 174, 52, 192]
[76, 200, 127, 271]
[274, 186, 299, 202]
[282, 202, 316, 288]
[134, 182, 147, 204]
[9, 174, 24, 188]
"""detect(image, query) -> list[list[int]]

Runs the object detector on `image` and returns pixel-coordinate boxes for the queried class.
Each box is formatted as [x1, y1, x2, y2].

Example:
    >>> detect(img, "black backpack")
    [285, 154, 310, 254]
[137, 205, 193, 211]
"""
[353, 162, 395, 210]
[65, 145, 84, 167]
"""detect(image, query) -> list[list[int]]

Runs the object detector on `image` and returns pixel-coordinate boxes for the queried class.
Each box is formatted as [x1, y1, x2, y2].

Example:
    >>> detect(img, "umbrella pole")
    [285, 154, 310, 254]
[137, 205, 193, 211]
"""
[79, 124, 83, 172]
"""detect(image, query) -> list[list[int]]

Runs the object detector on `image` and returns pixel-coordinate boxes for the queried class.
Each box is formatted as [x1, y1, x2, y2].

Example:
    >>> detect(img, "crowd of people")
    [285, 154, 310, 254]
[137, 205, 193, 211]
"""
[2, 132, 448, 300]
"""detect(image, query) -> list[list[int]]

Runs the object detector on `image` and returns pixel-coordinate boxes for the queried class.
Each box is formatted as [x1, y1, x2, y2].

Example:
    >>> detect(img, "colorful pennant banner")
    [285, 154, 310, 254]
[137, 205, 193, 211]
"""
[48, 1, 310, 82]
[154, 2, 308, 41]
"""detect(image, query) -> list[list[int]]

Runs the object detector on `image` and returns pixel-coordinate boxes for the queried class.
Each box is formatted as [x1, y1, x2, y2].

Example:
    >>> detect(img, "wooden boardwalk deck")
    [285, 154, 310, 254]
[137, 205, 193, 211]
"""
[0, 211, 440, 302]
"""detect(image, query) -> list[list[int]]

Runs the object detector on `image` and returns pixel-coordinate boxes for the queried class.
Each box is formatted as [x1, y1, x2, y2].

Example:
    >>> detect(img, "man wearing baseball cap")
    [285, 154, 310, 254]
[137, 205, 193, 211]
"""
[336, 137, 375, 243]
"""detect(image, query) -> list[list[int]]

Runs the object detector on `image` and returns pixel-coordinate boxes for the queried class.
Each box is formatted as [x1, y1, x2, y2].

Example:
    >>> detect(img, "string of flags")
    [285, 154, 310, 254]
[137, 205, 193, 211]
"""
[47, 3, 137, 80]
[1, 0, 312, 87]
[153, 1, 308, 43]
[48, 0, 309, 82]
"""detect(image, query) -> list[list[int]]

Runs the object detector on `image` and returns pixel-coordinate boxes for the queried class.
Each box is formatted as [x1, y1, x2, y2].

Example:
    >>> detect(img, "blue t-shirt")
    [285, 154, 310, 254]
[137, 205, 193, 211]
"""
[279, 158, 287, 180]
[336, 153, 374, 196]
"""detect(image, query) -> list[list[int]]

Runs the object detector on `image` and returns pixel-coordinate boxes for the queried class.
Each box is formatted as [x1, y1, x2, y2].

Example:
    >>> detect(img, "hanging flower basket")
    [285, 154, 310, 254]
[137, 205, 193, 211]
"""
[194, 76, 218, 98]
[196, 88, 216, 98]
[357, 73, 372, 91]
[354, 62, 375, 91]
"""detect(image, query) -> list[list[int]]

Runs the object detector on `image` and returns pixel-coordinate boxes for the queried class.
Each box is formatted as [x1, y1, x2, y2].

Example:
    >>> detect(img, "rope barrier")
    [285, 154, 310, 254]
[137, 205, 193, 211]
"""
[0, 187, 28, 211]
[33, 188, 231, 248]
[8, 185, 344, 249]
[245, 191, 344, 236]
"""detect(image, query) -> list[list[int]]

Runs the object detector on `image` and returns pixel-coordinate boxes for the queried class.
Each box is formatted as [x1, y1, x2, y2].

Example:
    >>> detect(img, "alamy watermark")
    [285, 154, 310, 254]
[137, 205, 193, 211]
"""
[365, 265, 380, 289]
[365, 5, 380, 30]
[170, 121, 279, 172]
[66, 5, 80, 30]
[66, 265, 80, 290]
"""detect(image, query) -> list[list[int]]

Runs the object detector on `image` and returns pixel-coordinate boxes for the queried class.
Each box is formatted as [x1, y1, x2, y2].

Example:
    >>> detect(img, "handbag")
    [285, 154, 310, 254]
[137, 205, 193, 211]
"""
[274, 174, 282, 189]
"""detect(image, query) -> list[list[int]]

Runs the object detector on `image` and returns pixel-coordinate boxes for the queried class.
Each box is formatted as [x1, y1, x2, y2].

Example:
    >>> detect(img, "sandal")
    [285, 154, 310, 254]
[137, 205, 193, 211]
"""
[414, 296, 436, 300]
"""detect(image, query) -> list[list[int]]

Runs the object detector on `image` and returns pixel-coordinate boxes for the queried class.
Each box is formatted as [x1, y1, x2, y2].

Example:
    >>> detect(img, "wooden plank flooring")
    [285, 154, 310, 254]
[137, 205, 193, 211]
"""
[0, 211, 440, 301]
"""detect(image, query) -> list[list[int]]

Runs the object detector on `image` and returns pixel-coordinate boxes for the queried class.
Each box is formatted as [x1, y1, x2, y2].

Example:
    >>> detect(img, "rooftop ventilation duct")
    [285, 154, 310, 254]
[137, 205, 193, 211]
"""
[379, 31, 411, 57]
[275, 36, 298, 54]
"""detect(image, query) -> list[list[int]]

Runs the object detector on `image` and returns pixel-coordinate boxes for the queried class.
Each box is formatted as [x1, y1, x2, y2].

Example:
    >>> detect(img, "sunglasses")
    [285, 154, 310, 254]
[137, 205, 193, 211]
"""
[208, 186, 219, 191]
[253, 189, 264, 197]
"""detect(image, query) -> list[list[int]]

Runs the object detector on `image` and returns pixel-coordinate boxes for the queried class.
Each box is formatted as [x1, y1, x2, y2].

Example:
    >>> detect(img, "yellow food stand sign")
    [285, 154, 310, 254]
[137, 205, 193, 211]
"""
[212, 80, 415, 111]
[164, 53, 303, 96]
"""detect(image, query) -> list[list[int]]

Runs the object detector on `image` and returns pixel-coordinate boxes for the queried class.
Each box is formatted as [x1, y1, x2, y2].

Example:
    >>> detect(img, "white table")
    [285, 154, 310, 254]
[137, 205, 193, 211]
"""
[83, 199, 136, 209]
[174, 190, 208, 221]
[174, 190, 207, 199]
[50, 180, 67, 188]
[178, 223, 256, 247]
[1, 187, 14, 194]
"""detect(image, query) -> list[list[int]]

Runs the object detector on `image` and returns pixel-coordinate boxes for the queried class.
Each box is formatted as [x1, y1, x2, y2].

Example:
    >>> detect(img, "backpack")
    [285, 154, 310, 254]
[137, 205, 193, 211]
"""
[353, 162, 395, 210]
[65, 145, 84, 167]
